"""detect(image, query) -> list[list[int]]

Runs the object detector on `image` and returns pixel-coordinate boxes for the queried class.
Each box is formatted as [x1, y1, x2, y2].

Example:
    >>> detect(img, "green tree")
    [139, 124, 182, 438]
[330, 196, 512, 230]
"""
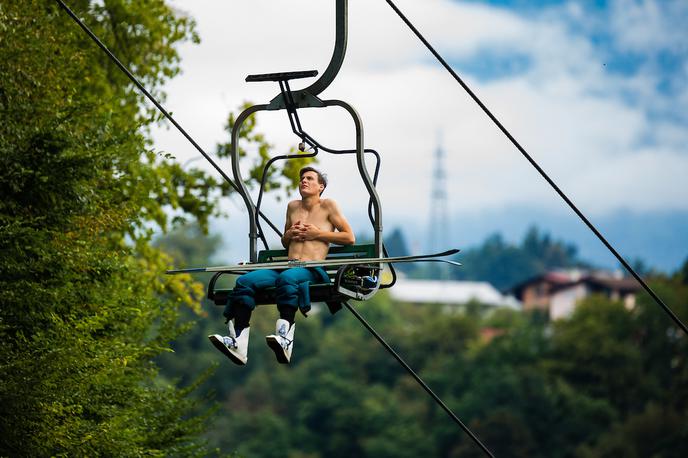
[522, 226, 579, 271]
[153, 224, 226, 390]
[0, 1, 216, 455]
[450, 228, 585, 290]
[548, 296, 648, 415]
[548, 279, 688, 456]
[0, 1, 280, 455]
[452, 233, 537, 289]
[677, 256, 688, 285]
[578, 402, 687, 458]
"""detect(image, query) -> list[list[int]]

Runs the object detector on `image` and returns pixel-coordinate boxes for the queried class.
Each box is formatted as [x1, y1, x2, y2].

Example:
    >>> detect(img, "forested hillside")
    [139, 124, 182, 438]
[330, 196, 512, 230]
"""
[390, 225, 586, 290]
[449, 228, 584, 290]
[157, 225, 688, 457]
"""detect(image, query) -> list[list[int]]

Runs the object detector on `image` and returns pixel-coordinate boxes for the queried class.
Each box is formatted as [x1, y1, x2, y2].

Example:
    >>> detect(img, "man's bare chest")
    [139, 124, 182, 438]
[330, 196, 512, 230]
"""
[291, 207, 332, 229]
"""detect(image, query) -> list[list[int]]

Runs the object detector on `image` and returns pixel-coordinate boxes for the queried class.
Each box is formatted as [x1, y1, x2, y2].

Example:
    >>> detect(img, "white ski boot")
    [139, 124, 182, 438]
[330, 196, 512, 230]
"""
[265, 319, 295, 364]
[209, 321, 249, 365]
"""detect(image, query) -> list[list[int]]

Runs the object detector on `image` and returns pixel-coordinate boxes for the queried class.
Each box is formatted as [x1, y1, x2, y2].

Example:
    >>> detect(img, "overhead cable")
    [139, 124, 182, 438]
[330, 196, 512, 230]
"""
[383, 0, 687, 335]
[54, 0, 278, 231]
[344, 301, 495, 458]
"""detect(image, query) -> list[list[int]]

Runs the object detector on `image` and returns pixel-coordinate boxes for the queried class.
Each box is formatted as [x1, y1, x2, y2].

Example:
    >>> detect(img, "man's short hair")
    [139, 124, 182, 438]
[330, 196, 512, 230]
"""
[299, 166, 327, 195]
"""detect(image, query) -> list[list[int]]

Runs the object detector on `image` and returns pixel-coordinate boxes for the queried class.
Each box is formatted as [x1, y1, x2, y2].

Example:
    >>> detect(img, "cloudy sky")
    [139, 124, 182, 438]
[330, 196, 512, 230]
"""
[152, 0, 688, 268]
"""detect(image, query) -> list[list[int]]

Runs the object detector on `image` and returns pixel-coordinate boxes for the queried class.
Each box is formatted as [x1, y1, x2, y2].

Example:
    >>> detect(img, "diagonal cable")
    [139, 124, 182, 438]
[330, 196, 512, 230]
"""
[343, 301, 495, 458]
[383, 0, 687, 335]
[54, 0, 277, 231]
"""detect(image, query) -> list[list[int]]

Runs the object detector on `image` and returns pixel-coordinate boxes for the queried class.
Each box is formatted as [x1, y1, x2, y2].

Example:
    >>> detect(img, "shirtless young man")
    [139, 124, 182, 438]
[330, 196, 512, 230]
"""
[209, 167, 355, 365]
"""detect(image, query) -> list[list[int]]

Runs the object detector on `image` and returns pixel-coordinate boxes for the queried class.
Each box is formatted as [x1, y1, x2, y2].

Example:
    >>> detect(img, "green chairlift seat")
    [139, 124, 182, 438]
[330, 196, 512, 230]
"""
[208, 244, 380, 313]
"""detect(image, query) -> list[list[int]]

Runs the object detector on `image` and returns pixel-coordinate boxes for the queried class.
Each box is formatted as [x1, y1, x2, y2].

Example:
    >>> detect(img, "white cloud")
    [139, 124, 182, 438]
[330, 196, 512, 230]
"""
[572, 148, 688, 211]
[610, 0, 688, 53]
[153, 0, 688, 250]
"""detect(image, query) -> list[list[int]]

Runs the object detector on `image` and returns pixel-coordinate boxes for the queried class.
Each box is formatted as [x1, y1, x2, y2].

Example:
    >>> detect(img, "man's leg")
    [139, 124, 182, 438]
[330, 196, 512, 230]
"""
[210, 269, 279, 365]
[223, 269, 280, 328]
[266, 268, 321, 363]
[275, 267, 321, 311]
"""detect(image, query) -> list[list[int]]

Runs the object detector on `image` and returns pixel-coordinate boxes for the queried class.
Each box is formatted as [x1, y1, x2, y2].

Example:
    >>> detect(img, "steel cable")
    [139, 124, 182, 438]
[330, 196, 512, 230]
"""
[344, 301, 495, 458]
[383, 0, 687, 335]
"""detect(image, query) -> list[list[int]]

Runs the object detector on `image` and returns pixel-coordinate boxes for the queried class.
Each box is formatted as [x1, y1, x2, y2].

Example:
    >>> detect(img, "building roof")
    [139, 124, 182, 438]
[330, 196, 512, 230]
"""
[581, 275, 641, 293]
[510, 269, 642, 297]
[389, 279, 520, 308]
[510, 270, 581, 295]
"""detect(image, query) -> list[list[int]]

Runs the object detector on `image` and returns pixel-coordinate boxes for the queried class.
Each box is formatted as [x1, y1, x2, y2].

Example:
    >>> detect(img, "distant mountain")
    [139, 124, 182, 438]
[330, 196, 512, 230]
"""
[385, 207, 688, 274]
[212, 207, 688, 275]
[564, 209, 688, 273]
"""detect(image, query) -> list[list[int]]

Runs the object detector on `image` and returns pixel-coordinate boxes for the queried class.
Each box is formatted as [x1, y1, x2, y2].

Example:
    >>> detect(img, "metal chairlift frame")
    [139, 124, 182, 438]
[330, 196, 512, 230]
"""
[209, 0, 392, 310]
[233, 0, 381, 262]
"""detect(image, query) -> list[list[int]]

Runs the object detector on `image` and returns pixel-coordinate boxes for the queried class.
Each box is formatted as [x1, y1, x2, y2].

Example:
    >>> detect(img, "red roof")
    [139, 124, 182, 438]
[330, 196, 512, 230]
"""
[511, 270, 641, 296]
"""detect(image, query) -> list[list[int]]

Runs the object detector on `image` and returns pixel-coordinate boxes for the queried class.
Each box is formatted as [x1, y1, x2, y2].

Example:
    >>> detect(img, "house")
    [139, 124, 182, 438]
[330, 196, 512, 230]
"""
[511, 269, 641, 320]
[389, 278, 520, 309]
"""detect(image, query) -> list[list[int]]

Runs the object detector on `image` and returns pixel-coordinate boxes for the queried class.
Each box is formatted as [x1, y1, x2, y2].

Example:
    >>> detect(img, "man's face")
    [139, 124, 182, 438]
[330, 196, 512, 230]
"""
[299, 171, 323, 197]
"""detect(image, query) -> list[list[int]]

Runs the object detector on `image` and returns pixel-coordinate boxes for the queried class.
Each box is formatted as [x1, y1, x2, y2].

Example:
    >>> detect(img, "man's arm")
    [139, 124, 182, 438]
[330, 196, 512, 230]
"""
[326, 199, 355, 245]
[281, 201, 297, 248]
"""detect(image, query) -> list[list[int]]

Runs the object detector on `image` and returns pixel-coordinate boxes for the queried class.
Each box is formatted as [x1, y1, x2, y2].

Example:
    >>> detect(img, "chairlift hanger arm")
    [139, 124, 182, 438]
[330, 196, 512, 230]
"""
[229, 97, 382, 262]
[249, 108, 397, 286]
[255, 0, 347, 111]
[261, 80, 384, 231]
[304, 0, 347, 97]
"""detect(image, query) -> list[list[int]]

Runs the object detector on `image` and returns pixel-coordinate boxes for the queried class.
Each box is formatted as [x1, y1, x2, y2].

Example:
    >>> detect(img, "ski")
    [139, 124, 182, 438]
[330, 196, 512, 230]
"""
[166, 248, 461, 274]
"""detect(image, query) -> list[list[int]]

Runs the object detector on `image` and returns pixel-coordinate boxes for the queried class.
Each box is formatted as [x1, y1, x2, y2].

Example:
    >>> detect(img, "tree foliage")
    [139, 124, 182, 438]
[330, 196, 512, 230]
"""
[0, 1, 214, 455]
[0, 0, 306, 455]
[449, 227, 584, 290]
[155, 227, 688, 457]
[0, 0, 316, 452]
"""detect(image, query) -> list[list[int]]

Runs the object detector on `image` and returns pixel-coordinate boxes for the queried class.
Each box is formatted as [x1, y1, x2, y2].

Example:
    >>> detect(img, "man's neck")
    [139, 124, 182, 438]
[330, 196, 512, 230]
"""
[301, 195, 321, 209]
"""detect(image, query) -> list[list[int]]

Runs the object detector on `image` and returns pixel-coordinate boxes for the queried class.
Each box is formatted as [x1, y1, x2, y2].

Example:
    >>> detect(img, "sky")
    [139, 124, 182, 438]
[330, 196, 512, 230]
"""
[151, 0, 688, 269]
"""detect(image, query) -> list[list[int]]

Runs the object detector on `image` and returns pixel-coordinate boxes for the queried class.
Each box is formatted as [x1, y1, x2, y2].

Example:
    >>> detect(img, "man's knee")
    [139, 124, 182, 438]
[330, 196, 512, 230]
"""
[230, 271, 271, 311]
[276, 277, 299, 296]
[234, 274, 256, 293]
[232, 270, 277, 298]
[276, 272, 296, 287]
[275, 273, 300, 306]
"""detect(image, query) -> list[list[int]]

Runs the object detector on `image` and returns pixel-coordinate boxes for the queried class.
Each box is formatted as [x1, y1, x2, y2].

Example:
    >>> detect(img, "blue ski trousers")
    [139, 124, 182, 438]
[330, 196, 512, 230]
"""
[223, 267, 329, 320]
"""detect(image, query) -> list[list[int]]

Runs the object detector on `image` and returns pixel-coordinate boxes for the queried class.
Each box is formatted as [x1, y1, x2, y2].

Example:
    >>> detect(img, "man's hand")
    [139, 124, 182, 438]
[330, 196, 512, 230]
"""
[286, 221, 322, 243]
[283, 220, 303, 245]
[293, 222, 321, 242]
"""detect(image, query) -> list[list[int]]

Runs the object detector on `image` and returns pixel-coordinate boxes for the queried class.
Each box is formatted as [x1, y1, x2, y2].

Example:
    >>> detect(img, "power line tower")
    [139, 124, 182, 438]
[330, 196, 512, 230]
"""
[428, 133, 450, 279]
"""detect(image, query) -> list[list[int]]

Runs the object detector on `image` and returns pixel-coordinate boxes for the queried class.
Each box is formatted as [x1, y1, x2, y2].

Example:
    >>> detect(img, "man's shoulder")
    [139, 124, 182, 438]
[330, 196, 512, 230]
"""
[320, 197, 338, 206]
[320, 198, 340, 210]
